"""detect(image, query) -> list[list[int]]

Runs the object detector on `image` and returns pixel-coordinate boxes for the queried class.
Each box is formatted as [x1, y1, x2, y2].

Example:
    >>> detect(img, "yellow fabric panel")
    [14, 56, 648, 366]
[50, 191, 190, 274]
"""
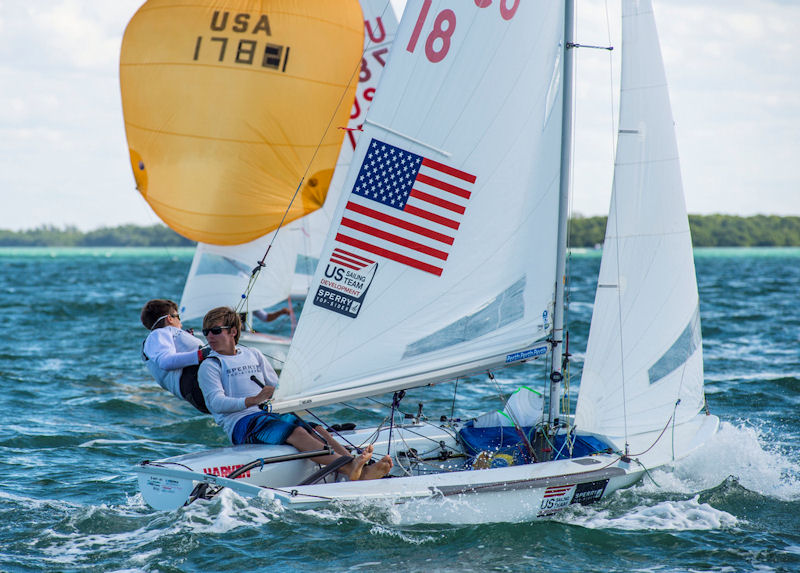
[120, 0, 363, 245]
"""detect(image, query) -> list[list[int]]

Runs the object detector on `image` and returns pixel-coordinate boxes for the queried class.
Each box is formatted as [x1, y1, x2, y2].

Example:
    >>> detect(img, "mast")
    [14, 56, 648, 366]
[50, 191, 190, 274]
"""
[549, 0, 575, 427]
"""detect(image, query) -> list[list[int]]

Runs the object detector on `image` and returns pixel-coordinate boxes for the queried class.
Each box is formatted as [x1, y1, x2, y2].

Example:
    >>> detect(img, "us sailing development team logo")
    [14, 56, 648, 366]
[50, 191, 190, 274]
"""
[314, 138, 476, 318]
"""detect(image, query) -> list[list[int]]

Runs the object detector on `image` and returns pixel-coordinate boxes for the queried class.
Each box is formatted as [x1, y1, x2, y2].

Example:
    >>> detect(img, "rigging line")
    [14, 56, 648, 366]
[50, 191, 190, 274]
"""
[357, 398, 460, 447]
[670, 343, 695, 458]
[360, 396, 454, 432]
[351, 418, 388, 451]
[392, 430, 464, 475]
[239, 21, 376, 309]
[363, 395, 422, 420]
[400, 421, 459, 444]
[487, 372, 536, 458]
[450, 379, 459, 420]
[636, 458, 662, 488]
[598, 0, 628, 455]
[604, 0, 618, 156]
[671, 398, 681, 461]
[265, 486, 335, 501]
[386, 391, 405, 457]
[142, 460, 194, 472]
[303, 410, 361, 453]
[388, 420, 461, 449]
[561, 331, 571, 423]
[628, 412, 676, 458]
[609, 248, 629, 452]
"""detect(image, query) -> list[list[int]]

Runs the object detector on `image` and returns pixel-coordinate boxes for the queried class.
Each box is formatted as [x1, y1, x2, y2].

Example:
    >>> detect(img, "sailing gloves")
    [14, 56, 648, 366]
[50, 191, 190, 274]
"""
[197, 345, 212, 363]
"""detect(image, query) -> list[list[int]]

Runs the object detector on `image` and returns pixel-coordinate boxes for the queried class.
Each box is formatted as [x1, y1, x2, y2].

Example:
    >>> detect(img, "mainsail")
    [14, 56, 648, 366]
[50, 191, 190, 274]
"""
[120, 0, 363, 245]
[273, 1, 566, 412]
[575, 0, 705, 438]
[178, 1, 400, 321]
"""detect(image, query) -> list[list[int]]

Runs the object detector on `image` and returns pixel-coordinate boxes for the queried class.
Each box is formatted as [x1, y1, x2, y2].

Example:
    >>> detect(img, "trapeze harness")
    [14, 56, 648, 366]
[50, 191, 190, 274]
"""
[141, 341, 210, 414]
[176, 363, 210, 414]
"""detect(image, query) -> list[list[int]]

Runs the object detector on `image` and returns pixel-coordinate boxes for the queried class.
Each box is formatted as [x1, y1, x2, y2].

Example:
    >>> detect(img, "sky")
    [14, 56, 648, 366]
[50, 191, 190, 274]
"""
[0, 0, 798, 232]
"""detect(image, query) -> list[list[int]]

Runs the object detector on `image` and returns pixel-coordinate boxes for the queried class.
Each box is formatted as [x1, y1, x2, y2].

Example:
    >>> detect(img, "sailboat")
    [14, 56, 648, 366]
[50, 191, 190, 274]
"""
[175, 1, 399, 367]
[135, 0, 719, 522]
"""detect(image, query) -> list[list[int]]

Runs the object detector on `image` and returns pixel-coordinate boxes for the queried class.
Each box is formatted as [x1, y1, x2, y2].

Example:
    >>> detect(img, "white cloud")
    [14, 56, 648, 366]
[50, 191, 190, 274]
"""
[569, 0, 800, 217]
[0, 0, 150, 231]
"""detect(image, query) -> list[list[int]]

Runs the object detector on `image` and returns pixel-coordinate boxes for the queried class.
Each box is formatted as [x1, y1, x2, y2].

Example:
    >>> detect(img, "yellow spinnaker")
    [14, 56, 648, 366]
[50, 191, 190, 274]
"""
[120, 0, 363, 245]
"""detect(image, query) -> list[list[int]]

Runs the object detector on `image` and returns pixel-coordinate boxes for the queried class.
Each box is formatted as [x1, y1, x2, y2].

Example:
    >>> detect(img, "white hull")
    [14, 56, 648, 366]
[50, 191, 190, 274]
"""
[135, 413, 718, 522]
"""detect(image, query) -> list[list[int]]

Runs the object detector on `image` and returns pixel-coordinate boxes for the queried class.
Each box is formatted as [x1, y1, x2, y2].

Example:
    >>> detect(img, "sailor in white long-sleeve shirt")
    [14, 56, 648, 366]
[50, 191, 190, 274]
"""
[140, 299, 210, 413]
[197, 306, 392, 481]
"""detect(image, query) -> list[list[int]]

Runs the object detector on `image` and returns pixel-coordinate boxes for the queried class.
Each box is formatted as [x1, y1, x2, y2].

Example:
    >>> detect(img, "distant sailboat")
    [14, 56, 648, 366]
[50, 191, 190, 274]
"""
[135, 0, 719, 523]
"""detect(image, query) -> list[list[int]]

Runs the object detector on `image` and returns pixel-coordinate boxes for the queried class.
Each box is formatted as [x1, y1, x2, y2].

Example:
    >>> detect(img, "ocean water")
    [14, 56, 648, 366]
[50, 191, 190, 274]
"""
[0, 246, 798, 572]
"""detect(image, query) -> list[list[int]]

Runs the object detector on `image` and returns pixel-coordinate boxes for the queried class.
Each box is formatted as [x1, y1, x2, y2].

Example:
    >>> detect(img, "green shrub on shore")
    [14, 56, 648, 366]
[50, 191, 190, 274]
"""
[568, 214, 800, 248]
[0, 224, 194, 247]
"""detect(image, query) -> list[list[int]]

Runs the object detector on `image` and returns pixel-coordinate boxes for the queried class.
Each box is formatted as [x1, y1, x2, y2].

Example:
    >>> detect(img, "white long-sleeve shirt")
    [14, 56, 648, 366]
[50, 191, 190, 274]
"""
[142, 326, 203, 399]
[198, 346, 278, 440]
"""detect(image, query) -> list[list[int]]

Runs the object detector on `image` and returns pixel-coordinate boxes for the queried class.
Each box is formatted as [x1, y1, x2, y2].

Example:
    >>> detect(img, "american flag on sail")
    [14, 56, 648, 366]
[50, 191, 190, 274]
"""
[329, 247, 374, 271]
[334, 138, 476, 277]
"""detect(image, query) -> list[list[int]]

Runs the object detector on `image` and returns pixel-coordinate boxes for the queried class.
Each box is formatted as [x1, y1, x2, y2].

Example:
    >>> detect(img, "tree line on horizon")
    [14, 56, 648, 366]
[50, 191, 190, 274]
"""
[569, 214, 800, 248]
[1, 216, 799, 247]
[0, 224, 194, 247]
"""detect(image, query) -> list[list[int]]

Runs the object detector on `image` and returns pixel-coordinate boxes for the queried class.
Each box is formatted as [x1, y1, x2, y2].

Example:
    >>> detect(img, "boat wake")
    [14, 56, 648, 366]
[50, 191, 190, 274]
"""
[560, 495, 737, 531]
[174, 489, 283, 533]
[551, 419, 800, 531]
[637, 420, 800, 501]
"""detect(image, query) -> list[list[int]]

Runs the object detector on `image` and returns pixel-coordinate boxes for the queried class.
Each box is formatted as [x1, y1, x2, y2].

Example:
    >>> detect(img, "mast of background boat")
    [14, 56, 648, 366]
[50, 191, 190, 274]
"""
[549, 0, 575, 429]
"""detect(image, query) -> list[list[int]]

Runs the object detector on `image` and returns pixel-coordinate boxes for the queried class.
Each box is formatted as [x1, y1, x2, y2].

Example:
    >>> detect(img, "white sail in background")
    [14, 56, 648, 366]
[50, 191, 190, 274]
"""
[575, 0, 705, 438]
[179, 0, 399, 321]
[273, 1, 566, 412]
[178, 234, 298, 321]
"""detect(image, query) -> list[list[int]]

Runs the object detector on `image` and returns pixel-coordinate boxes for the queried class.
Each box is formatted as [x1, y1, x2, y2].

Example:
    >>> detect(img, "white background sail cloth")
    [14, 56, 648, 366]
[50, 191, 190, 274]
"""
[575, 0, 705, 439]
[273, 1, 566, 411]
[179, 234, 298, 321]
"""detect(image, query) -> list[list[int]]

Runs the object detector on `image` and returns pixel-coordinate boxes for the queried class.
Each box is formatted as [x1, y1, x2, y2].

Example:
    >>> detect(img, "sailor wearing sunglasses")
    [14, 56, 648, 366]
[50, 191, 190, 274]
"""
[198, 306, 392, 481]
[140, 298, 212, 413]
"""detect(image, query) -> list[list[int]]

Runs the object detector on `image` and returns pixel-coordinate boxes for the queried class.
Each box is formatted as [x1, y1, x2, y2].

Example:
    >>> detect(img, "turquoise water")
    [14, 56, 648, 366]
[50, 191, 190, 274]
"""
[0, 247, 798, 572]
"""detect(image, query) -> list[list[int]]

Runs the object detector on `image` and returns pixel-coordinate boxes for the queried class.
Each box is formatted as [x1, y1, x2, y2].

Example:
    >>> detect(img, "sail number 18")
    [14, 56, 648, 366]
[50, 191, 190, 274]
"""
[406, 0, 520, 63]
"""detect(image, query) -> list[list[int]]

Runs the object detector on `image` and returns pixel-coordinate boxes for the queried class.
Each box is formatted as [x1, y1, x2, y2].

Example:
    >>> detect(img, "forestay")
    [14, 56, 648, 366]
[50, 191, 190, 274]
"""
[273, 1, 567, 412]
[178, 1, 400, 321]
[575, 0, 705, 438]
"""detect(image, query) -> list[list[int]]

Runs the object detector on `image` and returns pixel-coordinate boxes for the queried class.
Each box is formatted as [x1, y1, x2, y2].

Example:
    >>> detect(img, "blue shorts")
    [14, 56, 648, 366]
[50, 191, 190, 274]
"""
[232, 412, 312, 446]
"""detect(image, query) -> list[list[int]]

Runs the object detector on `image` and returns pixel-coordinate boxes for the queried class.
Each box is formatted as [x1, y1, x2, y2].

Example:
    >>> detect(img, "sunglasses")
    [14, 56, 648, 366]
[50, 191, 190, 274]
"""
[150, 312, 180, 330]
[202, 325, 232, 336]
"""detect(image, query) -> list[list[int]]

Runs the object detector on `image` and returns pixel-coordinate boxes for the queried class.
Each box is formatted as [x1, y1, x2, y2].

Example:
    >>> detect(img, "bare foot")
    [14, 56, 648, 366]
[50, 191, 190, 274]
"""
[359, 454, 393, 480]
[346, 445, 373, 481]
